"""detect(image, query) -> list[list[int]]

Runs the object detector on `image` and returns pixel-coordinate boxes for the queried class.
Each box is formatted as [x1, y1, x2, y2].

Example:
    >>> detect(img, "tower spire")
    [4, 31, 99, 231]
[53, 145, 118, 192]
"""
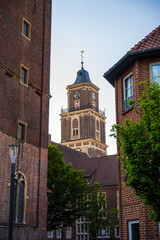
[81, 50, 84, 69]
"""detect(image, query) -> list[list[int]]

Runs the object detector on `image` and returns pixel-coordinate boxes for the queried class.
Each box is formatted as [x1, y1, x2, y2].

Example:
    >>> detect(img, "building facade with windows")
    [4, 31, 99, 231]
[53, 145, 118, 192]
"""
[0, 1, 51, 239]
[47, 143, 119, 240]
[104, 26, 160, 239]
[60, 61, 108, 157]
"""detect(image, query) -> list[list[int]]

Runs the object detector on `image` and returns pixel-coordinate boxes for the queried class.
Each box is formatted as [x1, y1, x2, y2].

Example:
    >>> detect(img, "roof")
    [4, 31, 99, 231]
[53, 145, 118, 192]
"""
[74, 67, 92, 84]
[129, 25, 160, 52]
[104, 26, 160, 86]
[52, 142, 118, 187]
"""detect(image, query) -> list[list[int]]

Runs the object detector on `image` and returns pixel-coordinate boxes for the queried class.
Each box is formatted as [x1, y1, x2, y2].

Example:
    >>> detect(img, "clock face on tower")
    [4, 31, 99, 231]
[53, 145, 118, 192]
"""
[74, 90, 80, 99]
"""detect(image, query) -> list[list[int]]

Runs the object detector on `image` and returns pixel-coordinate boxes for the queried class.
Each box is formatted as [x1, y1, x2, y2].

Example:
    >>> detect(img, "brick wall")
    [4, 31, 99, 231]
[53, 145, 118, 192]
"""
[116, 57, 160, 239]
[0, 0, 51, 239]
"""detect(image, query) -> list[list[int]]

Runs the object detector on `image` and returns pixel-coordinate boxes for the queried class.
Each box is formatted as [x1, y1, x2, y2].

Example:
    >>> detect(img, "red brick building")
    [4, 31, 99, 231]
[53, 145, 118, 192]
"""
[0, 1, 51, 239]
[60, 60, 108, 157]
[47, 143, 119, 240]
[104, 26, 160, 239]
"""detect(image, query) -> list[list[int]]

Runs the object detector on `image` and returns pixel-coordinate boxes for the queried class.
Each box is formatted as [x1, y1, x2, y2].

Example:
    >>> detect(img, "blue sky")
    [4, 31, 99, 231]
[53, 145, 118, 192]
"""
[49, 0, 160, 154]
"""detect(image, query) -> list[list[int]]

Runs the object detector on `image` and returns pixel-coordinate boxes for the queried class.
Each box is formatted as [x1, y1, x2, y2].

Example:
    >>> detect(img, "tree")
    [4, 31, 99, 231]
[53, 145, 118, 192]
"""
[47, 144, 88, 231]
[85, 182, 118, 240]
[111, 82, 160, 222]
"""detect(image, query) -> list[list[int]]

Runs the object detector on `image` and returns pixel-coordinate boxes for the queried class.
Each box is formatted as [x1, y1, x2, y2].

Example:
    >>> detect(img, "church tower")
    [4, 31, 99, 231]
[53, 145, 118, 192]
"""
[60, 53, 108, 157]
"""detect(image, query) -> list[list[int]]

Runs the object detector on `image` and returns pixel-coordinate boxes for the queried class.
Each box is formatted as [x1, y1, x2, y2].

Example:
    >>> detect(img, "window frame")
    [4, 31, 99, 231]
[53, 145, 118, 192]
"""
[76, 217, 89, 240]
[48, 231, 53, 238]
[150, 62, 160, 84]
[123, 73, 133, 112]
[22, 17, 31, 41]
[97, 227, 110, 238]
[56, 227, 62, 239]
[66, 227, 71, 239]
[18, 120, 27, 142]
[20, 64, 29, 86]
[115, 225, 120, 238]
[13, 171, 27, 224]
[128, 220, 139, 240]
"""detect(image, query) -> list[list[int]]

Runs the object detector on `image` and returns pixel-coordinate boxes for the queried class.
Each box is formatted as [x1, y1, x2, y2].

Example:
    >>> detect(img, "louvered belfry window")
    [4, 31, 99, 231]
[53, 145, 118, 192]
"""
[13, 173, 26, 224]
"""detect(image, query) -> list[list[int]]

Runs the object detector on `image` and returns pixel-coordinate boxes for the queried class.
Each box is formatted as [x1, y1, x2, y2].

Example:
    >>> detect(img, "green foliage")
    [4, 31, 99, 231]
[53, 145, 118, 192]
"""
[111, 82, 160, 222]
[85, 182, 118, 240]
[47, 144, 88, 230]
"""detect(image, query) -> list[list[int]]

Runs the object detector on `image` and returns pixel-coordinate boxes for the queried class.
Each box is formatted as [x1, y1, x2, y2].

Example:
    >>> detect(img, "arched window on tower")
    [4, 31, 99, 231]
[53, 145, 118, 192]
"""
[96, 120, 100, 141]
[72, 118, 79, 138]
[13, 172, 26, 224]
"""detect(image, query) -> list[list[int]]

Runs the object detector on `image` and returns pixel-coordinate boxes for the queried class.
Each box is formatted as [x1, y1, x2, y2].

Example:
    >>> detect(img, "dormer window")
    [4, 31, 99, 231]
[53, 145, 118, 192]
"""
[123, 73, 133, 112]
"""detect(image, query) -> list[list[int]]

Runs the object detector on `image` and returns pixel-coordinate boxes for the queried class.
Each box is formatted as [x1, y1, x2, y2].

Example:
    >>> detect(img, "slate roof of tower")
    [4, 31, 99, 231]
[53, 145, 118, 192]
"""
[129, 25, 160, 52]
[104, 25, 160, 86]
[74, 67, 92, 84]
[52, 142, 118, 186]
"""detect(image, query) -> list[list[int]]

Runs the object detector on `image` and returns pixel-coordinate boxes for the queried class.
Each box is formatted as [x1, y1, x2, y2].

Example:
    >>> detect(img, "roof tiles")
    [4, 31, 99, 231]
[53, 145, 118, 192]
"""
[129, 25, 160, 52]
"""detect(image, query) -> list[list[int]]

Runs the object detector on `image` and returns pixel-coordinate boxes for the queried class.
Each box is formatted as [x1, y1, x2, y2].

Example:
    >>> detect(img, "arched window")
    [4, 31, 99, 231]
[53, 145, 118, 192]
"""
[13, 172, 26, 224]
[96, 120, 100, 140]
[73, 119, 79, 136]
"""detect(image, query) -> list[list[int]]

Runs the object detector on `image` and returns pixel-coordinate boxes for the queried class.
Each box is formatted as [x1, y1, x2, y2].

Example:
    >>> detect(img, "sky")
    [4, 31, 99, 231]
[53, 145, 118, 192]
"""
[49, 0, 160, 155]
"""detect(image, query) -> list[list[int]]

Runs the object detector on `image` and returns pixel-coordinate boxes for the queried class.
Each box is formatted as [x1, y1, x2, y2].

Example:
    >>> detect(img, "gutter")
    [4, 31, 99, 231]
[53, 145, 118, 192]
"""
[103, 47, 160, 87]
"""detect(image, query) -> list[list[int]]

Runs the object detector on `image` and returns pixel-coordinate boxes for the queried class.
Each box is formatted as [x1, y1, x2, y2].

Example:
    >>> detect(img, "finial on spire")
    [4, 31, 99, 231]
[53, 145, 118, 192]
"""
[81, 50, 84, 69]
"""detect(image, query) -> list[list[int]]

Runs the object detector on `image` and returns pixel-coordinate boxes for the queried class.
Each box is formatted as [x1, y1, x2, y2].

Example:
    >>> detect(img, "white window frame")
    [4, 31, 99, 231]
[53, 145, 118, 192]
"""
[56, 228, 61, 239]
[123, 73, 133, 100]
[48, 231, 53, 238]
[115, 225, 120, 238]
[76, 217, 90, 240]
[150, 62, 160, 84]
[66, 227, 71, 239]
[123, 73, 133, 111]
[128, 220, 139, 240]
[97, 227, 110, 238]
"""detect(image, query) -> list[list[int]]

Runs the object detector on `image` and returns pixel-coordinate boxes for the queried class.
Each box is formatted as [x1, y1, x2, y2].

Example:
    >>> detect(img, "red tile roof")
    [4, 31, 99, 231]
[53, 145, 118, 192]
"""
[129, 25, 160, 52]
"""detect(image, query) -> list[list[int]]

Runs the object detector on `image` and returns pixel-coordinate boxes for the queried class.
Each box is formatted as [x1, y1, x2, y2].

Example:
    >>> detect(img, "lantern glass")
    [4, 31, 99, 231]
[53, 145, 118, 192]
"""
[9, 145, 18, 163]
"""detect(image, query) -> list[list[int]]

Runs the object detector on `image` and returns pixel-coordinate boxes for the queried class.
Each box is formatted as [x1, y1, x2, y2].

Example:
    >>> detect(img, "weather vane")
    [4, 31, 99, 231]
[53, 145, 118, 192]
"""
[81, 50, 84, 69]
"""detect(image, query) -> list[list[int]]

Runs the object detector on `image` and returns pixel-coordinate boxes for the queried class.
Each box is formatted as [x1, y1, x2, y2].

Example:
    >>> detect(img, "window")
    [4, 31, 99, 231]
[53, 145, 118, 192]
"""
[123, 73, 133, 111]
[48, 231, 53, 238]
[20, 65, 29, 86]
[72, 118, 79, 138]
[76, 217, 89, 240]
[18, 121, 27, 142]
[128, 220, 139, 240]
[96, 120, 100, 141]
[97, 227, 110, 238]
[56, 228, 61, 239]
[66, 227, 71, 239]
[115, 226, 120, 238]
[73, 129, 78, 136]
[13, 172, 26, 224]
[150, 62, 160, 84]
[22, 18, 31, 40]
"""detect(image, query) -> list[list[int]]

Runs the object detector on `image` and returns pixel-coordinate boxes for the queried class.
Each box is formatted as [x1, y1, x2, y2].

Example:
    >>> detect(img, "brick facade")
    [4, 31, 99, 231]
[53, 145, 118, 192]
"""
[0, 0, 51, 239]
[104, 27, 160, 239]
[115, 57, 160, 240]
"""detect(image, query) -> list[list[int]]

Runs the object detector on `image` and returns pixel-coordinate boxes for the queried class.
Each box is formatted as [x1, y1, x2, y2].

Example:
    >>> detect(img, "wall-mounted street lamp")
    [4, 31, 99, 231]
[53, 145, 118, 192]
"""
[8, 145, 18, 240]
